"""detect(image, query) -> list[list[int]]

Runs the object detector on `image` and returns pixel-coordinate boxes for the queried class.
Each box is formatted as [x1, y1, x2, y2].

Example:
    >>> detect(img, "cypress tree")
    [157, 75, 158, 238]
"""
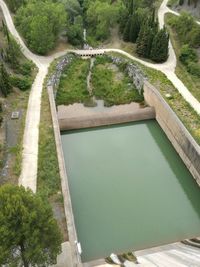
[123, 16, 132, 41]
[136, 19, 154, 58]
[0, 63, 12, 97]
[150, 28, 169, 62]
[129, 13, 140, 43]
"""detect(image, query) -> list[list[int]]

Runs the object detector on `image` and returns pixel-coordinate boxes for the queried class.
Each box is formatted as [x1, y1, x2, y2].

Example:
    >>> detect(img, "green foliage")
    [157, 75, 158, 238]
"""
[0, 184, 62, 267]
[56, 57, 90, 105]
[67, 15, 84, 46]
[129, 13, 140, 42]
[19, 62, 33, 76]
[187, 62, 200, 77]
[168, 12, 200, 48]
[38, 125, 61, 197]
[179, 44, 198, 65]
[5, 0, 26, 12]
[92, 57, 143, 106]
[10, 75, 32, 91]
[150, 28, 169, 62]
[2, 29, 20, 69]
[86, 0, 124, 41]
[123, 16, 132, 41]
[15, 0, 66, 54]
[136, 20, 155, 58]
[0, 63, 12, 97]
[123, 12, 140, 42]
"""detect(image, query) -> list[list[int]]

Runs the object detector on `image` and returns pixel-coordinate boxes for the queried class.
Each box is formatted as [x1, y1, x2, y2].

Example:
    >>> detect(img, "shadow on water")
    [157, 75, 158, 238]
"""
[146, 120, 200, 221]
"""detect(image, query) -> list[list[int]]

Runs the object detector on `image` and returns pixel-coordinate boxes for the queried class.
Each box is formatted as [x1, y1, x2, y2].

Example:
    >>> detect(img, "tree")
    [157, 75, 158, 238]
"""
[129, 13, 140, 43]
[0, 184, 62, 267]
[5, 0, 25, 13]
[123, 16, 132, 41]
[86, 0, 123, 41]
[150, 28, 169, 62]
[0, 63, 12, 97]
[179, 44, 198, 65]
[15, 0, 66, 54]
[136, 20, 155, 58]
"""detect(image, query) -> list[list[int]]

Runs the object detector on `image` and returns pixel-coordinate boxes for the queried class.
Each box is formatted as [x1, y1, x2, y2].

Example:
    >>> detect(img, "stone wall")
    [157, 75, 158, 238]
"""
[144, 81, 200, 186]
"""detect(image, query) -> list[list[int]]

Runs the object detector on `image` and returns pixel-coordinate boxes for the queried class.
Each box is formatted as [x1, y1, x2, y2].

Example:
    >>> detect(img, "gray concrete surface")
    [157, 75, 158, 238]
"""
[144, 81, 200, 185]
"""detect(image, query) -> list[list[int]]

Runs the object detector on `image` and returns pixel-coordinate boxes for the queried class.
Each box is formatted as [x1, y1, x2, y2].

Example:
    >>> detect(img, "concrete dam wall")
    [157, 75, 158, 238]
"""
[144, 81, 200, 186]
[58, 103, 155, 131]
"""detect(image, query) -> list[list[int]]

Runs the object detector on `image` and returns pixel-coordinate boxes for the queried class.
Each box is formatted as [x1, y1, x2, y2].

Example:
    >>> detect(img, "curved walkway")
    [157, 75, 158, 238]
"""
[0, 0, 199, 191]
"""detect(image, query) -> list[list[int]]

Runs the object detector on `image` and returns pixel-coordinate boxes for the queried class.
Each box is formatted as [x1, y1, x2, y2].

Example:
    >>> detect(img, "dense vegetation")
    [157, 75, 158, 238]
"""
[6, 0, 169, 61]
[0, 20, 35, 98]
[92, 56, 144, 106]
[38, 75, 68, 241]
[56, 55, 143, 107]
[168, 0, 199, 8]
[0, 184, 62, 267]
[166, 12, 200, 99]
[15, 0, 66, 54]
[56, 57, 90, 105]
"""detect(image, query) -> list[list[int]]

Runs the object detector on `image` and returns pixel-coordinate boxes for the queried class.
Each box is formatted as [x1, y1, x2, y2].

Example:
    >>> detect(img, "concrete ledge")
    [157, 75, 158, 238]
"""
[47, 85, 82, 267]
[144, 81, 200, 185]
[58, 103, 155, 131]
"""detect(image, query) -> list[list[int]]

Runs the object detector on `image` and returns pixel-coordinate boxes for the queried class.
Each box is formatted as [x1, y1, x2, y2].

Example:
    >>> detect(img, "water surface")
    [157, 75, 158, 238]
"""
[61, 120, 200, 262]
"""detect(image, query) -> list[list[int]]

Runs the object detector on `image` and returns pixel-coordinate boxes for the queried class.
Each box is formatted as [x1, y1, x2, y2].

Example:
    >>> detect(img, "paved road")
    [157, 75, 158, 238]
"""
[135, 243, 200, 267]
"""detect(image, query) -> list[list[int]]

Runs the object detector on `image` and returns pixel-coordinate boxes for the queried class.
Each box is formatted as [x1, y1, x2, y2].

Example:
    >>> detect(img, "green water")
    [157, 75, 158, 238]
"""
[61, 120, 200, 262]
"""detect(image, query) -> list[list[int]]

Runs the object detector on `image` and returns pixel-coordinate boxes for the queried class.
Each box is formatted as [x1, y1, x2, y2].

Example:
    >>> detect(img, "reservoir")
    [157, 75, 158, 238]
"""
[61, 120, 200, 262]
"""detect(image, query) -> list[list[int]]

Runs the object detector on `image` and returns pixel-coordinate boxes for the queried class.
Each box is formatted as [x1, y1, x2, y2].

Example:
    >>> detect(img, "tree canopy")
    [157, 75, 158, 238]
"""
[0, 184, 62, 267]
[15, 0, 66, 54]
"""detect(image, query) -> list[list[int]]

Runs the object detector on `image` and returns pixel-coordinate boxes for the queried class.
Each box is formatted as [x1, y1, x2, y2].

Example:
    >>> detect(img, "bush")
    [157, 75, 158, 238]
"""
[19, 62, 33, 76]
[10, 75, 32, 91]
[179, 45, 198, 65]
[187, 62, 200, 77]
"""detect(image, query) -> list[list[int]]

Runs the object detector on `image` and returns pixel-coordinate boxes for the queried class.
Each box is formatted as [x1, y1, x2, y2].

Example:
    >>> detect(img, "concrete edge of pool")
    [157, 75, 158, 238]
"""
[47, 81, 200, 267]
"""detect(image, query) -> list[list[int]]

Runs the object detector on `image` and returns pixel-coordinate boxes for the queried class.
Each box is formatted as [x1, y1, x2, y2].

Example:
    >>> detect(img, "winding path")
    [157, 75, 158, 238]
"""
[0, 0, 199, 194]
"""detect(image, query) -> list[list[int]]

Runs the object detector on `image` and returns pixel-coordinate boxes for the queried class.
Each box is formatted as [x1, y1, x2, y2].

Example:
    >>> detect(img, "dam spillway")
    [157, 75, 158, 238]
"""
[61, 120, 200, 262]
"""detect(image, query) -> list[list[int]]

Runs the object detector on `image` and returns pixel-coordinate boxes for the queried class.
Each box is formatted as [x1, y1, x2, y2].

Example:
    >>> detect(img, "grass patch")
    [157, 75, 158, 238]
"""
[38, 89, 61, 197]
[165, 13, 200, 102]
[38, 86, 68, 241]
[108, 52, 200, 145]
[92, 56, 144, 106]
[56, 57, 90, 106]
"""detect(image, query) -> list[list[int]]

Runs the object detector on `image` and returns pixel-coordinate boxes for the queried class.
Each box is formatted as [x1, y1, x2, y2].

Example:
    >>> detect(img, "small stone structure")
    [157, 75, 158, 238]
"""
[11, 111, 20, 119]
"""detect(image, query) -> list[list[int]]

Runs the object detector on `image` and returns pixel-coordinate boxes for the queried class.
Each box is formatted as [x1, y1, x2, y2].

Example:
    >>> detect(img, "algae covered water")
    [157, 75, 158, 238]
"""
[61, 120, 200, 262]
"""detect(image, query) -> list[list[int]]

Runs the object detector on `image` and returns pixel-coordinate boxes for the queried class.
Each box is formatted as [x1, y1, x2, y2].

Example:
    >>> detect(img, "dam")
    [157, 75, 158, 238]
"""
[47, 55, 200, 265]
[61, 120, 200, 262]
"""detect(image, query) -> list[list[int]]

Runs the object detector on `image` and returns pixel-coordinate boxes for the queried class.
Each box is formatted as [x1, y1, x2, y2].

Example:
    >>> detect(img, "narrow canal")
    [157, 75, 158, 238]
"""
[61, 120, 200, 262]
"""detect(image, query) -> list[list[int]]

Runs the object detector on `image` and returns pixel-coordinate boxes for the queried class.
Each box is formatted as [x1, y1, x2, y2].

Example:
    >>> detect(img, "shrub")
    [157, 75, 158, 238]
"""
[10, 76, 32, 91]
[179, 45, 198, 65]
[19, 62, 33, 76]
[187, 62, 200, 77]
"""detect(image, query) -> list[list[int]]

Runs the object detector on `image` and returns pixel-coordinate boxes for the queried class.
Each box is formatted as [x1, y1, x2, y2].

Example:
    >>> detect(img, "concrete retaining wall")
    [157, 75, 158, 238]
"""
[144, 81, 200, 186]
[47, 85, 82, 267]
[59, 107, 155, 131]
